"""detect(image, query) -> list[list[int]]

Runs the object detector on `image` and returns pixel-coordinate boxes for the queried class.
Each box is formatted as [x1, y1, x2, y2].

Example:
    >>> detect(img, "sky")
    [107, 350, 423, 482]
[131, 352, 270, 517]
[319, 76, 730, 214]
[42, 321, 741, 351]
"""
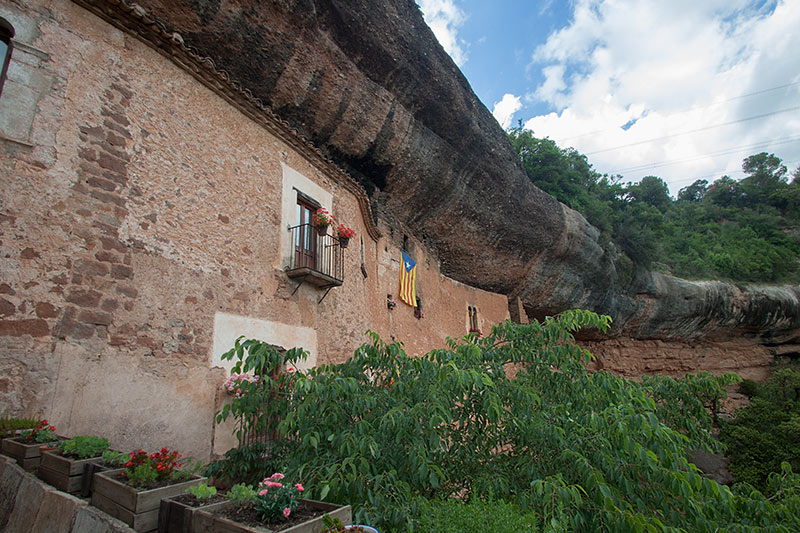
[417, 0, 800, 196]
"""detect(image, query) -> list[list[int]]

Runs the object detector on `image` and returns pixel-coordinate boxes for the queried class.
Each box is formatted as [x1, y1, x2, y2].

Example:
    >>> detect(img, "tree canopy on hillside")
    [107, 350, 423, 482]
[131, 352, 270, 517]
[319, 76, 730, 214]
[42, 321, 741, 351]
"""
[508, 127, 800, 283]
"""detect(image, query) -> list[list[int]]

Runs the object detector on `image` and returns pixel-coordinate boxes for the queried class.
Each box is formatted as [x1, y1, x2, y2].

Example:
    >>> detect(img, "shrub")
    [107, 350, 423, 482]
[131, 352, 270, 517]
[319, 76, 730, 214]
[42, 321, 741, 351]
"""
[58, 436, 109, 459]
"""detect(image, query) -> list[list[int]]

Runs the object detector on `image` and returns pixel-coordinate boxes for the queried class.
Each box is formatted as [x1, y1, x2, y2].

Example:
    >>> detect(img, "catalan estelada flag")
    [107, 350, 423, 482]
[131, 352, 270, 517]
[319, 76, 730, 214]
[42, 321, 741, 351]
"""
[399, 251, 417, 306]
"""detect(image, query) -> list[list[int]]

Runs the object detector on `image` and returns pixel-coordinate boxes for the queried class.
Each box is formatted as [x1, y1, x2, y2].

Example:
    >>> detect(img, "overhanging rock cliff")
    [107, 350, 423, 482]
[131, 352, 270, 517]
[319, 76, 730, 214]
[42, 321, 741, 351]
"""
[128, 0, 800, 346]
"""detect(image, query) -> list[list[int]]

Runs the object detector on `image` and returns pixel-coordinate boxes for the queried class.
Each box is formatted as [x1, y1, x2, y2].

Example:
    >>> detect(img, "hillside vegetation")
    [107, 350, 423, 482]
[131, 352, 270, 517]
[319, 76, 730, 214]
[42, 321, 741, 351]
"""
[509, 128, 800, 283]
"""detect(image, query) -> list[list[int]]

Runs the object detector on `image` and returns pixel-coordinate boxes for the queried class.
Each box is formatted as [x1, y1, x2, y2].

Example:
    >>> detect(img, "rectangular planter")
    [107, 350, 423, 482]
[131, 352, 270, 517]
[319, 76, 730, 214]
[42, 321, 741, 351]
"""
[158, 495, 226, 533]
[0, 437, 59, 472]
[37, 450, 103, 493]
[91, 470, 206, 532]
[192, 499, 351, 533]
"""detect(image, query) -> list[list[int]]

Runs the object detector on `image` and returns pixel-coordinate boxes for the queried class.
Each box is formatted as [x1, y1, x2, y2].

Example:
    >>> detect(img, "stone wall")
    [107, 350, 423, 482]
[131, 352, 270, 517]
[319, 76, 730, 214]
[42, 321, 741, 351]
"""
[0, 454, 135, 532]
[0, 0, 509, 459]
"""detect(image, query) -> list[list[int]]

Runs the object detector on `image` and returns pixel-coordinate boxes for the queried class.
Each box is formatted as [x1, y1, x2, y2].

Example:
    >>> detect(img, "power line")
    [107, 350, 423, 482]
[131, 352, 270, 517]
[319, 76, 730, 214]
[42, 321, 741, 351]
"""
[608, 136, 800, 174]
[584, 105, 800, 155]
[557, 81, 800, 143]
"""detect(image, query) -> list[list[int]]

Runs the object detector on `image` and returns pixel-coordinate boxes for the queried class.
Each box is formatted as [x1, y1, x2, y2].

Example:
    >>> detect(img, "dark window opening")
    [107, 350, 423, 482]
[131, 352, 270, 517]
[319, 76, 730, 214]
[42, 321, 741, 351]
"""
[0, 18, 14, 99]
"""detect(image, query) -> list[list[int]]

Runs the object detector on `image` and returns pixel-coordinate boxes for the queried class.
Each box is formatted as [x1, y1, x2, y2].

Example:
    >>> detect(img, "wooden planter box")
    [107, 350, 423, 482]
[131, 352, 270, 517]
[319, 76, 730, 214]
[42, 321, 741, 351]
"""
[193, 499, 351, 533]
[158, 495, 226, 533]
[0, 437, 60, 472]
[37, 450, 107, 493]
[91, 470, 206, 532]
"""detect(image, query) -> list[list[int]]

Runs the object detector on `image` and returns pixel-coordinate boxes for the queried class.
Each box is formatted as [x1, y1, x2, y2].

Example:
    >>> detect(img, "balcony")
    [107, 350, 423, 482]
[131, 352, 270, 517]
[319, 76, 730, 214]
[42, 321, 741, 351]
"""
[286, 223, 344, 299]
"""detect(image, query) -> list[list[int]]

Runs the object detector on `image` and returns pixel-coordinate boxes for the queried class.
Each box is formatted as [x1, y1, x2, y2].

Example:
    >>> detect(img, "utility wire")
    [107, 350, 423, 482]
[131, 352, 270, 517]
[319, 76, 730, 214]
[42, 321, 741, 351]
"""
[608, 136, 800, 174]
[558, 81, 800, 143]
[584, 105, 800, 155]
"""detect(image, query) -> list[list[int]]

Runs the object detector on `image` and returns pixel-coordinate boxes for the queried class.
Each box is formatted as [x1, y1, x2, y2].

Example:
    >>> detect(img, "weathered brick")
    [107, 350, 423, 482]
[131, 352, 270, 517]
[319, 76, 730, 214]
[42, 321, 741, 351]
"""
[78, 147, 97, 162]
[111, 264, 133, 280]
[20, 247, 40, 259]
[54, 308, 95, 340]
[78, 309, 112, 326]
[65, 288, 102, 307]
[0, 298, 14, 316]
[115, 284, 138, 298]
[35, 302, 58, 318]
[0, 319, 49, 337]
[86, 176, 117, 192]
[75, 259, 110, 277]
[89, 188, 125, 207]
[100, 236, 128, 253]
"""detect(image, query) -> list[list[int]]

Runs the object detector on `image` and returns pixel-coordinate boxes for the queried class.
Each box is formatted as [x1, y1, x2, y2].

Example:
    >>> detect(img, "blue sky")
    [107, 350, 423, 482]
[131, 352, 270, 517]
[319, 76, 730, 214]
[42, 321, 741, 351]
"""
[418, 0, 800, 195]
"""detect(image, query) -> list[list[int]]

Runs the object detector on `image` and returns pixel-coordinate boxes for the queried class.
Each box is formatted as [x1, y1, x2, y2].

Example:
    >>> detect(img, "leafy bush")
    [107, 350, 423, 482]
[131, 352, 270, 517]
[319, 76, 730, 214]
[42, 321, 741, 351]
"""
[720, 368, 800, 491]
[101, 449, 127, 467]
[58, 435, 109, 459]
[205, 441, 287, 488]
[186, 483, 217, 499]
[416, 497, 538, 532]
[226, 483, 257, 506]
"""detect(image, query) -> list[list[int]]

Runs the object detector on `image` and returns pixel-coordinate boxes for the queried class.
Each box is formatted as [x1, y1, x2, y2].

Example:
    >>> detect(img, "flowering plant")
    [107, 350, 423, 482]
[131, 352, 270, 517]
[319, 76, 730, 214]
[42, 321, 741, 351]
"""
[254, 472, 304, 521]
[20, 419, 58, 443]
[313, 208, 334, 227]
[336, 224, 356, 239]
[122, 447, 182, 487]
[224, 372, 259, 398]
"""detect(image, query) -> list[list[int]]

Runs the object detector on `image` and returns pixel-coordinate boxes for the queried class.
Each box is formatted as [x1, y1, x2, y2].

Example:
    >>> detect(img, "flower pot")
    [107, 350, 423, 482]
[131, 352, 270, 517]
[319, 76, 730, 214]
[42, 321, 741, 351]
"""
[316, 225, 329, 236]
[193, 499, 351, 533]
[158, 493, 226, 533]
[1, 437, 60, 472]
[37, 449, 103, 493]
[91, 469, 207, 532]
[338, 236, 350, 248]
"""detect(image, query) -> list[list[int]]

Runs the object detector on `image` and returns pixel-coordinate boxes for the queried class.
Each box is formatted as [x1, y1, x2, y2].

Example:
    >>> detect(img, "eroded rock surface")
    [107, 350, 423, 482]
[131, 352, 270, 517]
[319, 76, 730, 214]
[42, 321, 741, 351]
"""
[129, 0, 800, 344]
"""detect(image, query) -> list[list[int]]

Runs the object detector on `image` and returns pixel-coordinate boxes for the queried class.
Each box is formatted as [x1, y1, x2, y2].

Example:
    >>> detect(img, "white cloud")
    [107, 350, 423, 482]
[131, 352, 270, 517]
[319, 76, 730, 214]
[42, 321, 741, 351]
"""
[522, 0, 800, 194]
[492, 94, 523, 129]
[418, 0, 469, 66]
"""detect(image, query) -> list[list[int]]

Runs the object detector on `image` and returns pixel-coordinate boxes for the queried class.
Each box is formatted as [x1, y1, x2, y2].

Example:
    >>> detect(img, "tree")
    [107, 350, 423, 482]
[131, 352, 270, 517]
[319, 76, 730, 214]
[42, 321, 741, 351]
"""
[678, 179, 708, 202]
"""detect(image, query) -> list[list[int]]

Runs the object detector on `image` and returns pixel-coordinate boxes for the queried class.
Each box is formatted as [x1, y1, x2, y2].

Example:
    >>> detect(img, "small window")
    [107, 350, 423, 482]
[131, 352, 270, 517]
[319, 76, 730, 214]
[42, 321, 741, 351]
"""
[0, 18, 14, 98]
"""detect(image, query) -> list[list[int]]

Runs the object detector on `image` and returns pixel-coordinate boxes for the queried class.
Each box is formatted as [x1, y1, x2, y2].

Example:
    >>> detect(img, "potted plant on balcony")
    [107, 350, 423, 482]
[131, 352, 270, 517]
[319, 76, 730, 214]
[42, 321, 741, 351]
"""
[91, 447, 206, 532]
[193, 473, 352, 532]
[313, 208, 334, 236]
[38, 435, 109, 493]
[1, 419, 61, 471]
[336, 224, 356, 249]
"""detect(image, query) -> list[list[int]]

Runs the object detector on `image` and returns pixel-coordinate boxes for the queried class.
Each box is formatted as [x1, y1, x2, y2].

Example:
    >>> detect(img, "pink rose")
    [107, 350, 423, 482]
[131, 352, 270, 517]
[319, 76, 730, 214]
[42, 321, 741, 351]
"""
[283, 507, 291, 518]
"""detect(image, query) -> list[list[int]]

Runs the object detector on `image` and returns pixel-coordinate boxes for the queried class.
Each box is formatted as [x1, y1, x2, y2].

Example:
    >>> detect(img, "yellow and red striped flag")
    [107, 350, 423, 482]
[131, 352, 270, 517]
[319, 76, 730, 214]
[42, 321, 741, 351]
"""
[399, 251, 416, 306]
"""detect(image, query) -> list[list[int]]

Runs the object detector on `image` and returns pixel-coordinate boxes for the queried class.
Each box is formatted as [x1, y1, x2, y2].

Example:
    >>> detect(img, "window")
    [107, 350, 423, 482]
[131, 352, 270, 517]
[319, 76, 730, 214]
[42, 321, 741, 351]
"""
[294, 197, 318, 269]
[0, 18, 14, 98]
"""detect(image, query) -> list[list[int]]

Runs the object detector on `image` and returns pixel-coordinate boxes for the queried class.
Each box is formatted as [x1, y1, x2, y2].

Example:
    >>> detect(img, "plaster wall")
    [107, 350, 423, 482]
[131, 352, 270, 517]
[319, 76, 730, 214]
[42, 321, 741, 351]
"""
[0, 0, 509, 458]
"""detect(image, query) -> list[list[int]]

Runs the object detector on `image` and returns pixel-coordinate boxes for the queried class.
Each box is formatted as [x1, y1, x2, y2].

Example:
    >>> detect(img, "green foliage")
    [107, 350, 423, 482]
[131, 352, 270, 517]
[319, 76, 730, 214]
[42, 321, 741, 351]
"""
[57, 435, 110, 459]
[223, 314, 800, 531]
[205, 441, 287, 488]
[508, 126, 800, 283]
[0, 417, 39, 439]
[216, 337, 308, 443]
[720, 368, 800, 491]
[101, 449, 127, 466]
[226, 483, 257, 506]
[126, 464, 158, 487]
[416, 497, 539, 532]
[186, 482, 217, 500]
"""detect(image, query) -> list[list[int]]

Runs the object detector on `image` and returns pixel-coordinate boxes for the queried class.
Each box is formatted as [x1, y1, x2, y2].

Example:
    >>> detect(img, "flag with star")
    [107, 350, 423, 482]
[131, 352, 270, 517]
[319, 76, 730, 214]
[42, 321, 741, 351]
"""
[399, 250, 416, 306]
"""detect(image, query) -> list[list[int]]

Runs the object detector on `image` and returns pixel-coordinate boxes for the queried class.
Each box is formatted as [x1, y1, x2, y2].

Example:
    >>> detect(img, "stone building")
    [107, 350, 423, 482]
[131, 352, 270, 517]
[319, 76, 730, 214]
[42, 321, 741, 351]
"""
[0, 0, 509, 458]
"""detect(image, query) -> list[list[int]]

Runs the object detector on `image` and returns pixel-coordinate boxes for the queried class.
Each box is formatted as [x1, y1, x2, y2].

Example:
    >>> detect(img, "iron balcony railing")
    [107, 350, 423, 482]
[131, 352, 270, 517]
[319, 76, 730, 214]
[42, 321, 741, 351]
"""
[286, 223, 344, 288]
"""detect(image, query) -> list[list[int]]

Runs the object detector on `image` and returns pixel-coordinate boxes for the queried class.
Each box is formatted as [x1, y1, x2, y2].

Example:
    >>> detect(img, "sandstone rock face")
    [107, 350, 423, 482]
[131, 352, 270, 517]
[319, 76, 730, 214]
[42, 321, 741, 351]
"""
[130, 0, 799, 344]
